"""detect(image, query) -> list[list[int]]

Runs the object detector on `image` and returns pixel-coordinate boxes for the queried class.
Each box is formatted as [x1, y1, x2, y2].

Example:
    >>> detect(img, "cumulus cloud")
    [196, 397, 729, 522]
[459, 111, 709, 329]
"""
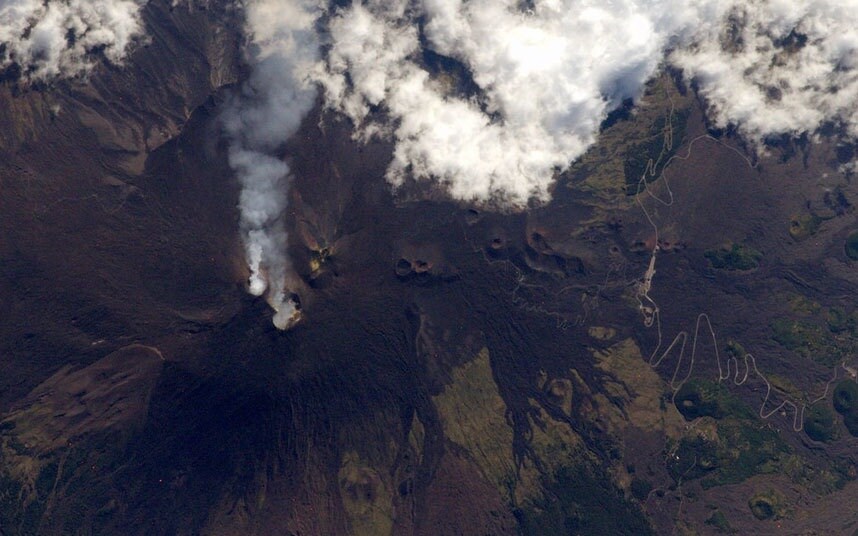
[9, 1, 854, 322]
[313, 0, 726, 206]
[671, 0, 858, 144]
[0, 0, 146, 80]
[312, 0, 858, 206]
[222, 0, 321, 329]
[226, 0, 858, 327]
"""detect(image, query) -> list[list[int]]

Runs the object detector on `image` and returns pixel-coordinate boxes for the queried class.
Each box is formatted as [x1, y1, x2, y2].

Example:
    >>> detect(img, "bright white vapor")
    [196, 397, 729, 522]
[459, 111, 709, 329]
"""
[220, 0, 858, 327]
[313, 0, 858, 206]
[0, 0, 146, 80]
[5, 0, 858, 323]
[222, 0, 320, 329]
[314, 0, 726, 206]
[672, 0, 858, 144]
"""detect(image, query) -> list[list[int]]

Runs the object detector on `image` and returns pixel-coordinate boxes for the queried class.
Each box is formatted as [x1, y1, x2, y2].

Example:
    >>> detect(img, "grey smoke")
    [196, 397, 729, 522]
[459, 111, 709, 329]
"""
[222, 0, 320, 329]
[4, 0, 857, 326]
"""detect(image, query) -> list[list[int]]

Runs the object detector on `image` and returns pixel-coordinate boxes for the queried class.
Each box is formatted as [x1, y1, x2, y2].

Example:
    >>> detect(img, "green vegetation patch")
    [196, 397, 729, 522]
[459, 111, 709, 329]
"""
[803, 404, 836, 442]
[789, 213, 824, 241]
[769, 297, 858, 376]
[833, 380, 858, 437]
[846, 231, 858, 260]
[630, 478, 653, 502]
[673, 379, 750, 421]
[518, 465, 655, 536]
[705, 510, 734, 533]
[826, 306, 858, 333]
[780, 454, 853, 495]
[623, 108, 689, 195]
[701, 420, 789, 489]
[771, 319, 822, 352]
[748, 490, 787, 520]
[787, 294, 822, 316]
[770, 318, 848, 368]
[825, 307, 855, 333]
[667, 435, 719, 482]
[834, 380, 858, 413]
[704, 243, 763, 271]
[666, 409, 790, 489]
[825, 306, 858, 338]
[725, 340, 747, 361]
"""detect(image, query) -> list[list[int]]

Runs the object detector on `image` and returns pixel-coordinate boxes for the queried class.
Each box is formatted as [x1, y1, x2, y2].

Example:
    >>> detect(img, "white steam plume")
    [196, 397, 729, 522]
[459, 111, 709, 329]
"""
[5, 0, 854, 324]
[0, 0, 146, 80]
[223, 0, 320, 329]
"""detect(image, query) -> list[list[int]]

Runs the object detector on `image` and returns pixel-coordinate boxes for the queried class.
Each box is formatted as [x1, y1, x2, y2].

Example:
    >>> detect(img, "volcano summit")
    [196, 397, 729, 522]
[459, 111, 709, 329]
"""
[4, 1, 858, 535]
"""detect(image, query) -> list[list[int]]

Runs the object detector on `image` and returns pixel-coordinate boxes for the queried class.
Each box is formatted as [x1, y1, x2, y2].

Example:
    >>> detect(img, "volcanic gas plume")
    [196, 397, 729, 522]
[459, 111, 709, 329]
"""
[222, 0, 858, 328]
[221, 0, 320, 329]
[5, 0, 858, 327]
[311, 0, 858, 205]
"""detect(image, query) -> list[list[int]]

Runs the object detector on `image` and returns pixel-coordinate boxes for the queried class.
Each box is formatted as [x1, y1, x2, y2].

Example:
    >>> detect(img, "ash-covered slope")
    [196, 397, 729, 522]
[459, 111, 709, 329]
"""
[0, 0, 245, 408]
[0, 2, 266, 532]
[0, 2, 652, 530]
[4, 2, 858, 536]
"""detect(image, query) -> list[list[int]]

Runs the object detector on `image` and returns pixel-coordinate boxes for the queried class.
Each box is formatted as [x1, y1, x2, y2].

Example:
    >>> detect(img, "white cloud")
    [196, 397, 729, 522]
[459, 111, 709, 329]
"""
[313, 0, 858, 206]
[5, 1, 857, 207]
[8, 0, 857, 321]
[313, 0, 729, 206]
[672, 0, 858, 144]
[0, 0, 146, 80]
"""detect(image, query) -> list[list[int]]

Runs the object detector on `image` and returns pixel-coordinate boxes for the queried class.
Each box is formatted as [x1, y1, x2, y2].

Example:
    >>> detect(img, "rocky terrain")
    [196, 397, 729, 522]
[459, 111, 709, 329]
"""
[4, 2, 858, 535]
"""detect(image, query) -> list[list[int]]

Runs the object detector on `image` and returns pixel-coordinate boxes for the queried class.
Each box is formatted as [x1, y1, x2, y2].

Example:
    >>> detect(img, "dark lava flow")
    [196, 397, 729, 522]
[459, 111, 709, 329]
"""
[88, 94, 624, 532]
[8, 32, 855, 531]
